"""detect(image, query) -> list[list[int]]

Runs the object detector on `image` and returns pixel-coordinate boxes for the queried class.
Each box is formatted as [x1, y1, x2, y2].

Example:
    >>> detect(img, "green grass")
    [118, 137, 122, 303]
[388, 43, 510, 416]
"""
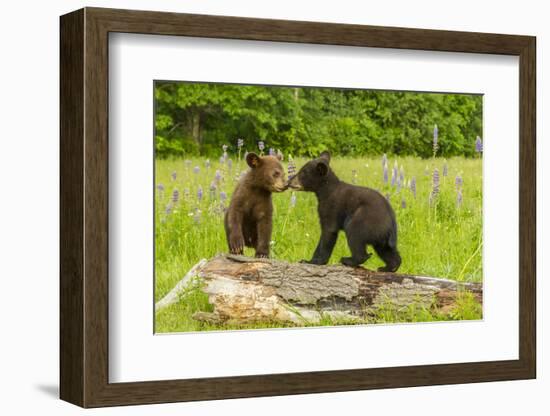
[155, 155, 482, 333]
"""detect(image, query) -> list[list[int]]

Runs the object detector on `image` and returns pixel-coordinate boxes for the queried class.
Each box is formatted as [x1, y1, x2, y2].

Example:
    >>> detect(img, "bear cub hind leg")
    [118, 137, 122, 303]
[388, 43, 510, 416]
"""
[373, 243, 402, 272]
[340, 229, 372, 267]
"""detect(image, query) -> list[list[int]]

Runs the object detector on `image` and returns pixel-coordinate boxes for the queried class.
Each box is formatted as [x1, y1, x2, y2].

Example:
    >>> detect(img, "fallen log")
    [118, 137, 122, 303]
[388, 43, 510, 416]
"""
[156, 255, 482, 325]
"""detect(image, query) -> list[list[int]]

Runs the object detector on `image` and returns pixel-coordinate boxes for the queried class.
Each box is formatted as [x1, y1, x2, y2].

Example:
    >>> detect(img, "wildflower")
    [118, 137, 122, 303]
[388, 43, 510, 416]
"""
[269, 148, 275, 156]
[443, 160, 448, 177]
[171, 171, 177, 181]
[197, 186, 203, 202]
[430, 168, 440, 204]
[205, 159, 211, 169]
[222, 144, 228, 152]
[165, 203, 173, 215]
[383, 161, 388, 184]
[475, 136, 483, 153]
[457, 188, 463, 208]
[288, 157, 296, 177]
[223, 151, 228, 161]
[237, 138, 244, 148]
[209, 182, 217, 199]
[219, 156, 225, 164]
[351, 169, 357, 184]
[214, 170, 222, 184]
[399, 166, 405, 183]
[433, 124, 439, 156]
[455, 174, 463, 189]
[227, 159, 233, 171]
[410, 176, 417, 198]
[172, 189, 179, 204]
[156, 183, 165, 193]
[391, 161, 398, 187]
[220, 191, 227, 202]
[258, 141, 265, 152]
[290, 193, 297, 208]
[382, 153, 387, 168]
[193, 208, 201, 224]
[193, 166, 200, 175]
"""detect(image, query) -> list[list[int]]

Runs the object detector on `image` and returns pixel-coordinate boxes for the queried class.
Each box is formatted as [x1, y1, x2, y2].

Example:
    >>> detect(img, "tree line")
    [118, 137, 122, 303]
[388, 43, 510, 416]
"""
[154, 81, 482, 159]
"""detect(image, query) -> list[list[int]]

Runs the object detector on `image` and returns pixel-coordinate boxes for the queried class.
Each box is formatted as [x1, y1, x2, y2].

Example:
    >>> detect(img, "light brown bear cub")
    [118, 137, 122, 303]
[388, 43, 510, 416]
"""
[224, 152, 286, 258]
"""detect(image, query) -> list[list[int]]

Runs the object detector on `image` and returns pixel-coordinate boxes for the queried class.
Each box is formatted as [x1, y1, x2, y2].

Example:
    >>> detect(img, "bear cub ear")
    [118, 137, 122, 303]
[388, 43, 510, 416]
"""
[316, 160, 329, 176]
[319, 151, 331, 162]
[246, 152, 262, 168]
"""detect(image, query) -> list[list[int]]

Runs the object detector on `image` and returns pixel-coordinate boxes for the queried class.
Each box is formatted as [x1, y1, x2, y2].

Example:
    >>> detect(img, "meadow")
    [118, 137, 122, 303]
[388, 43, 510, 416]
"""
[155, 151, 483, 333]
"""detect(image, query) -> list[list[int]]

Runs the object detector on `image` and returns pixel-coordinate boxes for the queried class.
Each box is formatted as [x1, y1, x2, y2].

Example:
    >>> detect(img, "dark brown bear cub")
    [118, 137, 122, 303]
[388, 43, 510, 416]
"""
[224, 152, 286, 258]
[287, 151, 401, 272]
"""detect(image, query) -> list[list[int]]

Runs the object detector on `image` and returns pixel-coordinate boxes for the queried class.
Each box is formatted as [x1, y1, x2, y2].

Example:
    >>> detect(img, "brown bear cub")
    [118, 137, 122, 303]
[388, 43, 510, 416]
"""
[224, 152, 286, 258]
[287, 151, 401, 272]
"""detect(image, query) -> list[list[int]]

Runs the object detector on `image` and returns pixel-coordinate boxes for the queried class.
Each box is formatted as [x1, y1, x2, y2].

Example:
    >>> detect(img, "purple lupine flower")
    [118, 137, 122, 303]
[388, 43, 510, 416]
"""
[219, 155, 225, 164]
[269, 148, 275, 156]
[351, 169, 357, 184]
[433, 124, 439, 156]
[220, 191, 227, 202]
[430, 168, 440, 204]
[290, 193, 297, 208]
[193, 166, 200, 175]
[383, 162, 388, 184]
[457, 188, 463, 208]
[391, 162, 398, 187]
[214, 169, 222, 184]
[197, 186, 203, 202]
[205, 159, 211, 169]
[455, 174, 463, 189]
[410, 176, 417, 198]
[172, 189, 179, 204]
[157, 183, 165, 193]
[399, 166, 405, 183]
[396, 175, 402, 193]
[382, 153, 387, 168]
[258, 141, 265, 152]
[475, 136, 483, 153]
[237, 138, 244, 148]
[209, 182, 217, 199]
[165, 203, 173, 215]
[288, 157, 296, 177]
[227, 159, 233, 171]
[401, 198, 406, 209]
[171, 171, 177, 181]
[223, 151, 228, 161]
[443, 161, 448, 177]
[193, 208, 201, 224]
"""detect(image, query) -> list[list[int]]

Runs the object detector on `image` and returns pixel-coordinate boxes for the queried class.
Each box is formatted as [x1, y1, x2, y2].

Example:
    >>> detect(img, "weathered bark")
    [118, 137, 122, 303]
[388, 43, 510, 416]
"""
[156, 255, 482, 325]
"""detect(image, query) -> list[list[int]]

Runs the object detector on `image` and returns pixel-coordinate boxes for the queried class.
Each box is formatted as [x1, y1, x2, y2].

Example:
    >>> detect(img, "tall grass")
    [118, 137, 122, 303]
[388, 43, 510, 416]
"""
[155, 155, 482, 332]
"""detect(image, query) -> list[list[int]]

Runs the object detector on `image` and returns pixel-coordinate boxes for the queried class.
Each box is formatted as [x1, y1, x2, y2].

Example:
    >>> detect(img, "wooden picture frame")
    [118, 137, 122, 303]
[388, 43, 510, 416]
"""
[60, 7, 536, 408]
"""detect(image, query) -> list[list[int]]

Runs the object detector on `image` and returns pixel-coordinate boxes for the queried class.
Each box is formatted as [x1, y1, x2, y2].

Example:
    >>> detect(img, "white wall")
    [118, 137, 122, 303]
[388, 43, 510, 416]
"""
[0, 0, 546, 414]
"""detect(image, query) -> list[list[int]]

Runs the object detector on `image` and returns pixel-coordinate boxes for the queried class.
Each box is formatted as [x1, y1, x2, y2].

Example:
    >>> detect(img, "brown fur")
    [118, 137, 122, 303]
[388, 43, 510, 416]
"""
[224, 152, 286, 258]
